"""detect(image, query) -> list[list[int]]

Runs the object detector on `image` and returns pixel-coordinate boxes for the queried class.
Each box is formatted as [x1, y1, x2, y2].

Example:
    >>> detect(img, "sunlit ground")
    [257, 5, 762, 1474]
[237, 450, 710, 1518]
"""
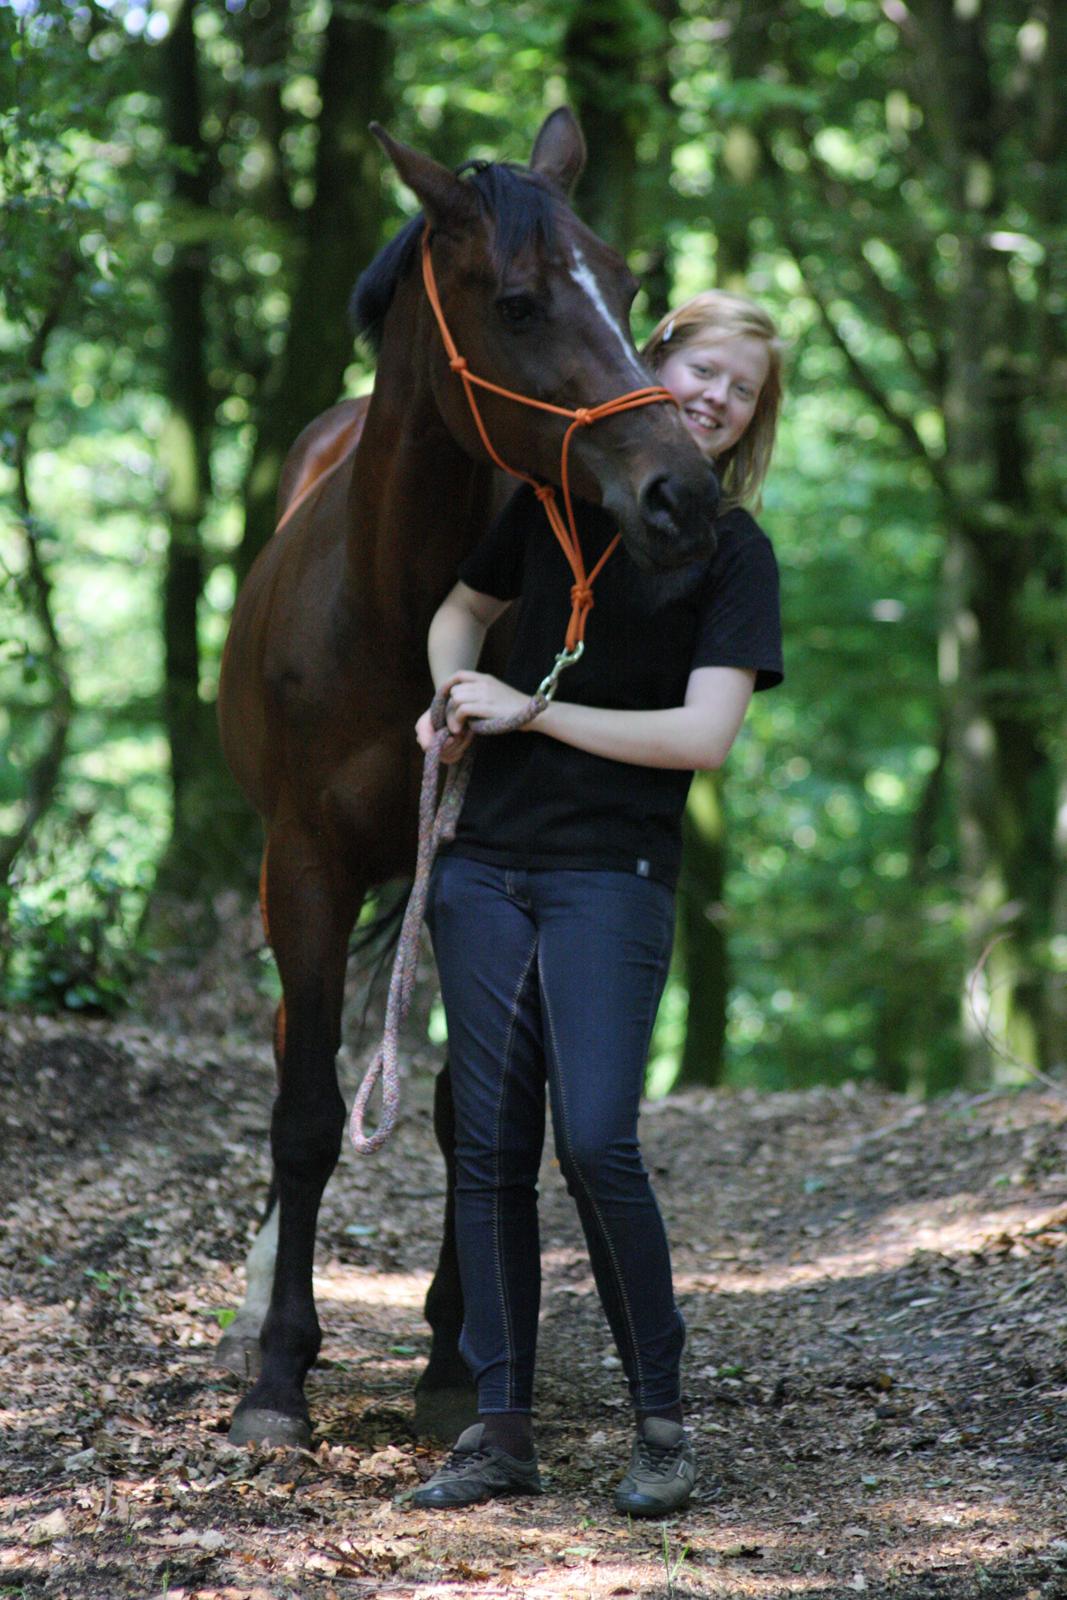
[2, 1016, 1065, 1597]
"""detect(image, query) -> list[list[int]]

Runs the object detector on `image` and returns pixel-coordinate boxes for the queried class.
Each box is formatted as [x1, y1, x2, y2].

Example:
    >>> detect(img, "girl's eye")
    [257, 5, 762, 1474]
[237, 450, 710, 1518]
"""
[496, 293, 540, 328]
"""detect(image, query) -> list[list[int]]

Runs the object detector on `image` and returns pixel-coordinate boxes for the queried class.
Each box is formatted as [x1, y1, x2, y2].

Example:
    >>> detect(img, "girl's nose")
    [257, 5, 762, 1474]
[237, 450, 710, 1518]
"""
[702, 374, 730, 403]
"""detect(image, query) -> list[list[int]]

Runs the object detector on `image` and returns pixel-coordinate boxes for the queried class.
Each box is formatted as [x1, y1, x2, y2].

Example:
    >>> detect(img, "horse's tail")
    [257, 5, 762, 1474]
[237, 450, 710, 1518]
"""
[350, 879, 412, 1031]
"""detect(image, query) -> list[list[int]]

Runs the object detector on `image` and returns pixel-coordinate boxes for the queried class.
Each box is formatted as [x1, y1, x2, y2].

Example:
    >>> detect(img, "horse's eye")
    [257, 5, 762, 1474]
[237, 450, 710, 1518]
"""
[496, 293, 540, 328]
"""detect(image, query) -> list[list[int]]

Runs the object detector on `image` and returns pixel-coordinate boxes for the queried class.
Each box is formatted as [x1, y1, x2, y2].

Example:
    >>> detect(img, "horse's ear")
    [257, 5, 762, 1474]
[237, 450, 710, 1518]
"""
[529, 107, 586, 196]
[370, 123, 478, 229]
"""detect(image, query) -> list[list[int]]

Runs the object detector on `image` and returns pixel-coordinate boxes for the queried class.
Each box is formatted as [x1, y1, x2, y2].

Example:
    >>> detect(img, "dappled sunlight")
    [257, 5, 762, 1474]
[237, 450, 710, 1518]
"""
[890, 1498, 1020, 1531]
[5, 1003, 1066, 1597]
[674, 1193, 1065, 1298]
[313, 1266, 427, 1312]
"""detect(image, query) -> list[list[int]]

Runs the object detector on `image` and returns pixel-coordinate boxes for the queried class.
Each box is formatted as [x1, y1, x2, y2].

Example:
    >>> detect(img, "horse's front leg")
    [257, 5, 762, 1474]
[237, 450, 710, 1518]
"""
[228, 827, 360, 1448]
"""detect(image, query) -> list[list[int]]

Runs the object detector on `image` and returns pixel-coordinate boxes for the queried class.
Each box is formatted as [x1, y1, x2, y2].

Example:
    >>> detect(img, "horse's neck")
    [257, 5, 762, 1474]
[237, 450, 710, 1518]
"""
[345, 296, 494, 646]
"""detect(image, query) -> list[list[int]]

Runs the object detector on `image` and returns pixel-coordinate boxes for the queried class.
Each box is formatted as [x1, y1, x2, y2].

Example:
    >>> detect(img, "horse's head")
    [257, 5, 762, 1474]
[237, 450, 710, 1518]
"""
[363, 110, 718, 572]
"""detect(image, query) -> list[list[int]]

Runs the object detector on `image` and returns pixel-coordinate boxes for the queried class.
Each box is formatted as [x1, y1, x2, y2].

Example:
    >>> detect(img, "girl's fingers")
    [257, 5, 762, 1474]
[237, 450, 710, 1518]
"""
[441, 668, 480, 697]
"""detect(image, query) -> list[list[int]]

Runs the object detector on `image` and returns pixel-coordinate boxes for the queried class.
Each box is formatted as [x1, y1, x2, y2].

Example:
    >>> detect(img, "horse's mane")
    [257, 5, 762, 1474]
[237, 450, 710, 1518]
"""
[350, 161, 559, 352]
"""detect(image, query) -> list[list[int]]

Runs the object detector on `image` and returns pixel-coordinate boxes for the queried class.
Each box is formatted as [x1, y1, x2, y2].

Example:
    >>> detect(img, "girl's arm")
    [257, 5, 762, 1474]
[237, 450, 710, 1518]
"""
[415, 582, 511, 756]
[444, 664, 757, 772]
[427, 582, 511, 689]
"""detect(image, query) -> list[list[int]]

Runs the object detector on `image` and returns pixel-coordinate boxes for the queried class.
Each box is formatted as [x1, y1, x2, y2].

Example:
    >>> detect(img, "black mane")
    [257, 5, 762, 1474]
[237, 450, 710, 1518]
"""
[349, 162, 560, 352]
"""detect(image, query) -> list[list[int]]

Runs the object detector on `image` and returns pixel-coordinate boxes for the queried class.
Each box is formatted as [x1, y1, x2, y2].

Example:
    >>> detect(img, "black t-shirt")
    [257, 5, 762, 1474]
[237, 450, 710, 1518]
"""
[444, 483, 783, 888]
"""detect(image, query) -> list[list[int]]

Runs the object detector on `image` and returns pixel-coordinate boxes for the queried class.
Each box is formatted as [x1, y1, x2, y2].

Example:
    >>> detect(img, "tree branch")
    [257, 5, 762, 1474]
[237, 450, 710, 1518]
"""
[801, 147, 944, 398]
[763, 151, 951, 497]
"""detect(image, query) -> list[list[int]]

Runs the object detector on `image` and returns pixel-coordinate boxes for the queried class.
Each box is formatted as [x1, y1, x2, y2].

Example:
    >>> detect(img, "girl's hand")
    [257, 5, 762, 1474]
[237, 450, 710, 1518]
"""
[414, 706, 473, 765]
[442, 670, 532, 728]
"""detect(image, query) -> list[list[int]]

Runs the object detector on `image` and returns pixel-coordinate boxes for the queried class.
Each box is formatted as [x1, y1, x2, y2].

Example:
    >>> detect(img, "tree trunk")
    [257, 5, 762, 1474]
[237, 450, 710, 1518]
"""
[638, 0, 680, 322]
[149, 0, 238, 918]
[1049, 767, 1067, 1075]
[715, 0, 778, 285]
[562, 0, 641, 251]
[0, 256, 78, 901]
[912, 0, 1054, 1082]
[235, 0, 395, 584]
[1034, 0, 1067, 1074]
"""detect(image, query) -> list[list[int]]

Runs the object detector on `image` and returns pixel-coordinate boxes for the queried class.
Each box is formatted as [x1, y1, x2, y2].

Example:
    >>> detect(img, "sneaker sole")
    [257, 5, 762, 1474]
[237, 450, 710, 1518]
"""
[614, 1490, 692, 1517]
[413, 1479, 543, 1510]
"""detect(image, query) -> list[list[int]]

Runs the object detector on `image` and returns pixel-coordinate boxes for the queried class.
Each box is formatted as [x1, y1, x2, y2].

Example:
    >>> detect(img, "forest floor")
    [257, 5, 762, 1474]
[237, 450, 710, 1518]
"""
[2, 906, 1067, 1600]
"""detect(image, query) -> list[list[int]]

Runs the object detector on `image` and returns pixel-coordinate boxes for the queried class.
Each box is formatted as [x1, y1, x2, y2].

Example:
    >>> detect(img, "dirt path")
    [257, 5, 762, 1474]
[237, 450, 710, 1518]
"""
[2, 979, 1067, 1600]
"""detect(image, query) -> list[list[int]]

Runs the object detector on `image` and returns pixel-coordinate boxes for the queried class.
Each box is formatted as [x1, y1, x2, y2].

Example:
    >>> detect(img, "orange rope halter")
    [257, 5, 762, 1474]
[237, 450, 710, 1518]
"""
[420, 228, 678, 653]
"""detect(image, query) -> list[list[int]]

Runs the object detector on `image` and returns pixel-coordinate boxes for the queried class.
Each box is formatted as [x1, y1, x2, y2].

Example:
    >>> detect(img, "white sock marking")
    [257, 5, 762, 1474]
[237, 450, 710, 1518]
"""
[230, 1202, 279, 1337]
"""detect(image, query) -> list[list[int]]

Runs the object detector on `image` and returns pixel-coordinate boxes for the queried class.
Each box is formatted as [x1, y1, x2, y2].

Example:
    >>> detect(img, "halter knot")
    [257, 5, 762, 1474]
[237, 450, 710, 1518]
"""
[449, 355, 469, 373]
[534, 483, 556, 504]
[573, 407, 593, 427]
[571, 582, 594, 611]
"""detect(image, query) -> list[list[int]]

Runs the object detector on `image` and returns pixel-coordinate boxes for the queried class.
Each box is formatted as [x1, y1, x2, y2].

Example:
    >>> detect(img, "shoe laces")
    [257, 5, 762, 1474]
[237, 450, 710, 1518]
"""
[444, 1444, 490, 1472]
[636, 1436, 682, 1471]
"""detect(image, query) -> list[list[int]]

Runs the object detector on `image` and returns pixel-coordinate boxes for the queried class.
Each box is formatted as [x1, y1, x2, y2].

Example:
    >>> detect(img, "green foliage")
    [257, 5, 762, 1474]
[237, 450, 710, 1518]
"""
[1, 0, 1063, 1099]
[660, 1527, 690, 1596]
[1, 830, 148, 1013]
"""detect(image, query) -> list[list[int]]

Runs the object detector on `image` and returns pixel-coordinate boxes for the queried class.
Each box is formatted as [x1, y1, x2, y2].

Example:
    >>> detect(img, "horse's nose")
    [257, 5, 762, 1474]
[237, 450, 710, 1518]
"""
[639, 468, 720, 550]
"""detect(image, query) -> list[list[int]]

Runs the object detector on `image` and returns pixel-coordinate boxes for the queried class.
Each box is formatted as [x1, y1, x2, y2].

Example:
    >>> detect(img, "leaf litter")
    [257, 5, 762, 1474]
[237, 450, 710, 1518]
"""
[2, 912, 1067, 1597]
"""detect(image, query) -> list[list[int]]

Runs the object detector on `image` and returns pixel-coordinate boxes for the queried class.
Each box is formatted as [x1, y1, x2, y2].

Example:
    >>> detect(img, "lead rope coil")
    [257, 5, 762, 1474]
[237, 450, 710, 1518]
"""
[349, 683, 548, 1154]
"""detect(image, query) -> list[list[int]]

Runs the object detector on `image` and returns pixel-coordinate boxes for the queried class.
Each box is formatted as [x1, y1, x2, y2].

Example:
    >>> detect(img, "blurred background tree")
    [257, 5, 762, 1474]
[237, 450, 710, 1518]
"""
[1, 0, 1063, 1093]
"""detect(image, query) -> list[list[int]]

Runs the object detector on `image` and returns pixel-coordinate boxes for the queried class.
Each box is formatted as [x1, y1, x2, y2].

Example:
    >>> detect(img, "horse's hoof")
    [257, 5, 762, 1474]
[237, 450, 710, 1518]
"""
[215, 1330, 263, 1380]
[413, 1385, 478, 1442]
[228, 1408, 311, 1449]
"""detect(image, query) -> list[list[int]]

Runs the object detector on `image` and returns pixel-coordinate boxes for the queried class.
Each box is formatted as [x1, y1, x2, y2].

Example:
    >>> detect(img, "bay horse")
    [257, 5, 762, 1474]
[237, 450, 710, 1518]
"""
[216, 107, 719, 1449]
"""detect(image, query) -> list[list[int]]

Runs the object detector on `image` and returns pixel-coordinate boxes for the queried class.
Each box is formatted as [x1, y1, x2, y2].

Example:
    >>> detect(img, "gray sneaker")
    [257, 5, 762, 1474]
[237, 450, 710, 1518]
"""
[614, 1418, 696, 1517]
[412, 1423, 544, 1510]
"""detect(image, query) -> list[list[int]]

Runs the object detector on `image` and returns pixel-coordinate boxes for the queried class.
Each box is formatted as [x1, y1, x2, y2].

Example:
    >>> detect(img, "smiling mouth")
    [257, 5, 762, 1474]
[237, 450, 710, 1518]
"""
[683, 408, 722, 434]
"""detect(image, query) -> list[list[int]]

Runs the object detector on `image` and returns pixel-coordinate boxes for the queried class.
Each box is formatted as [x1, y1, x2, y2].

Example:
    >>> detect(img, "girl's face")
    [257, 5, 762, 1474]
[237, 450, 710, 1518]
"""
[657, 333, 770, 460]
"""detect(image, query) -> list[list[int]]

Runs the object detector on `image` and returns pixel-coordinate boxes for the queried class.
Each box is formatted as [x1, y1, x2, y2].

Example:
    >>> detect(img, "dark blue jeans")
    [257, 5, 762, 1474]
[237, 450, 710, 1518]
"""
[427, 854, 685, 1415]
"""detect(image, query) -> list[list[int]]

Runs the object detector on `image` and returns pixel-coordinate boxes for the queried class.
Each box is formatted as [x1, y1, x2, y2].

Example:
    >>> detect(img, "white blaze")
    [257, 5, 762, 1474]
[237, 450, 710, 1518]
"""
[569, 246, 646, 381]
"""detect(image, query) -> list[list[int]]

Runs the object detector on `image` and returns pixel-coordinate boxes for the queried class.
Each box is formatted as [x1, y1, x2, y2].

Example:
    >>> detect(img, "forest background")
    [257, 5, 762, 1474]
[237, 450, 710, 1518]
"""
[1, 0, 1064, 1099]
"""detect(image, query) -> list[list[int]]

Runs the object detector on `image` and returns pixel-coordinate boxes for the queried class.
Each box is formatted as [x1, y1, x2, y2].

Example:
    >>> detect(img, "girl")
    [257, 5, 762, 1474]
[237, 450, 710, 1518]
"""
[412, 291, 785, 1515]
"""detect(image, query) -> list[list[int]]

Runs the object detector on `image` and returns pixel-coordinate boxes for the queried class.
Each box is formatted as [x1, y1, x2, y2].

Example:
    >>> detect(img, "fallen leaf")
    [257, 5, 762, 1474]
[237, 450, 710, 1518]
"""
[173, 1528, 227, 1552]
[29, 1510, 70, 1545]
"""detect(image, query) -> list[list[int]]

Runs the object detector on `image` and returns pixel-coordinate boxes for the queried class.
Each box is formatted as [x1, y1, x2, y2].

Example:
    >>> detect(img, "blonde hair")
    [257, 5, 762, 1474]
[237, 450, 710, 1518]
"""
[642, 290, 785, 512]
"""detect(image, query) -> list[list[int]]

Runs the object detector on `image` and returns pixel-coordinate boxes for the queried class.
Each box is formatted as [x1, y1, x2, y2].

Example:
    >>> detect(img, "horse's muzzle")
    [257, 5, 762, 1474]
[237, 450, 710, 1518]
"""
[629, 466, 720, 570]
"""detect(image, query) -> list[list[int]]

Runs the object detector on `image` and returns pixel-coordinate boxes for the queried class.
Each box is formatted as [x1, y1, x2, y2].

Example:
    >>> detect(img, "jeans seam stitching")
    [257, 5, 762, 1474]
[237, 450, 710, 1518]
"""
[638, 941, 684, 1410]
[494, 933, 539, 1412]
[539, 957, 647, 1401]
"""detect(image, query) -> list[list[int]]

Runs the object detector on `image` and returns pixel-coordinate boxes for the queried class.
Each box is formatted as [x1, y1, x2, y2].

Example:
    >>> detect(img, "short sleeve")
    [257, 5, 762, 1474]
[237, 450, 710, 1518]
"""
[457, 484, 535, 601]
[692, 517, 784, 691]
